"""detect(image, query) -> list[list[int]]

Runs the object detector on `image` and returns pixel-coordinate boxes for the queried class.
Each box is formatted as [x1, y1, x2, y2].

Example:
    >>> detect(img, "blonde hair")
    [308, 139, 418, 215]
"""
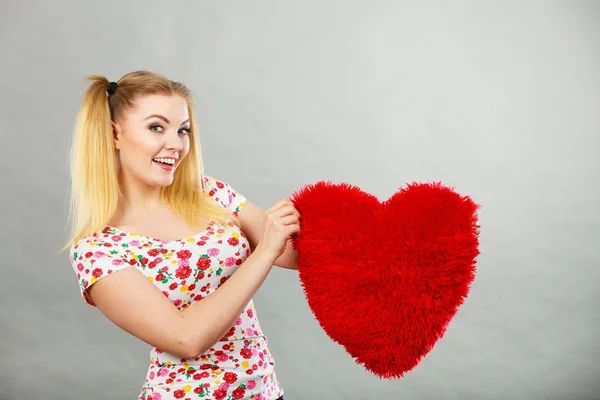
[63, 70, 237, 250]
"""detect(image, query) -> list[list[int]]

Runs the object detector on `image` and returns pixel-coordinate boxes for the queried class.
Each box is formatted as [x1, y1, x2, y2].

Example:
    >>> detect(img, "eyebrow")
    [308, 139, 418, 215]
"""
[144, 114, 190, 126]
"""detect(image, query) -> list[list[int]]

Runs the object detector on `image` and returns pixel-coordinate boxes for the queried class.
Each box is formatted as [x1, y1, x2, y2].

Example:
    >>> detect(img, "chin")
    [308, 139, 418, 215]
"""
[155, 179, 175, 188]
[147, 175, 175, 188]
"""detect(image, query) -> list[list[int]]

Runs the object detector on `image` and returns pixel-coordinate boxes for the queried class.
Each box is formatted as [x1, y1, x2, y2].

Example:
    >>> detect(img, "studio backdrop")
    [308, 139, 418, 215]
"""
[0, 1, 598, 399]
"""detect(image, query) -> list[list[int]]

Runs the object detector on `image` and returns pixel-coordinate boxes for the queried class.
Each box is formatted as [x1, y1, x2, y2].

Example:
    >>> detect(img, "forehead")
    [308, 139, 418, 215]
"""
[127, 94, 189, 121]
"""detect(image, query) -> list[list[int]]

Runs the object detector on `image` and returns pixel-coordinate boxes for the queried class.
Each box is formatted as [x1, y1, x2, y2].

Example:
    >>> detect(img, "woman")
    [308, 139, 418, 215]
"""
[66, 70, 299, 400]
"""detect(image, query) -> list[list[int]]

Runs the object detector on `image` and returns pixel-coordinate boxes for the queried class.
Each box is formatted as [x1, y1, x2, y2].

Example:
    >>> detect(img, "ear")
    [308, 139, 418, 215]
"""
[112, 121, 122, 150]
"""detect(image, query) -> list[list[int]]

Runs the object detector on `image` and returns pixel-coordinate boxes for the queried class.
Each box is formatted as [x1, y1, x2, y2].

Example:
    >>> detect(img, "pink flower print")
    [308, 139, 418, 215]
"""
[235, 317, 242, 326]
[255, 395, 264, 400]
[177, 258, 189, 267]
[129, 240, 141, 247]
[217, 353, 228, 362]
[158, 368, 169, 377]
[225, 257, 236, 267]
[151, 393, 162, 400]
[111, 235, 122, 242]
[247, 380, 257, 390]
[112, 259, 124, 266]
[93, 251, 106, 258]
[207, 248, 220, 257]
[149, 371, 155, 380]
[218, 382, 230, 391]
[245, 328, 254, 336]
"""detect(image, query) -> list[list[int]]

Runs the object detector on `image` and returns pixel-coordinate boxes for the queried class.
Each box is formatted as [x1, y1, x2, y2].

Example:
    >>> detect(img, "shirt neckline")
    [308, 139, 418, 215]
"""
[103, 222, 216, 243]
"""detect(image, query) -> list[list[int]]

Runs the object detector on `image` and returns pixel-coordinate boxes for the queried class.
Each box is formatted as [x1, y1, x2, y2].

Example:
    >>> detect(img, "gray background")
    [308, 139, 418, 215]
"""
[0, 1, 598, 399]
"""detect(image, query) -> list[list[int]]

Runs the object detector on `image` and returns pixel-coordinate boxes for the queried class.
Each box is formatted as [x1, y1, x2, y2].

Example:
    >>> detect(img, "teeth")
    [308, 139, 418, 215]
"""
[153, 158, 175, 165]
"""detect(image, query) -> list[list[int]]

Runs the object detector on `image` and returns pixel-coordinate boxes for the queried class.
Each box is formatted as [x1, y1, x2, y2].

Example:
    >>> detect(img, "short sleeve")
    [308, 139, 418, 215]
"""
[69, 236, 131, 307]
[202, 175, 247, 216]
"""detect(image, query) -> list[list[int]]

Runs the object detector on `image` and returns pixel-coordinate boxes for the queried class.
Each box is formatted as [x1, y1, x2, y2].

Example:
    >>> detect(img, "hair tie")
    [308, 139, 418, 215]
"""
[107, 81, 118, 95]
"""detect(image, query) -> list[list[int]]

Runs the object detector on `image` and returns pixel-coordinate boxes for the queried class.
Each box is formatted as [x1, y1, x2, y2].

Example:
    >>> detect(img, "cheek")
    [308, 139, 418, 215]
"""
[182, 137, 191, 156]
[136, 135, 163, 154]
[121, 134, 162, 164]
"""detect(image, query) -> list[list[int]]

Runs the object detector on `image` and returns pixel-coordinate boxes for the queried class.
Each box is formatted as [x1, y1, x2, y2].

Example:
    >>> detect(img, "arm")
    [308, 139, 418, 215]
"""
[81, 198, 299, 360]
[87, 247, 278, 359]
[238, 200, 299, 270]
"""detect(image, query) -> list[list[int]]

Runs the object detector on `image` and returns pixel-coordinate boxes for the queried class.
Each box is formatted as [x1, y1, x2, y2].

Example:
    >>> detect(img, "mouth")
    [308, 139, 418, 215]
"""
[153, 157, 176, 170]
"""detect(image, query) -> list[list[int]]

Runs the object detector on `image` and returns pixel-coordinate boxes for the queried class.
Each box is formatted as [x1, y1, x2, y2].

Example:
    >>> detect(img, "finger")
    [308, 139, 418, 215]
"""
[270, 215, 299, 230]
[278, 215, 300, 226]
[266, 199, 292, 215]
[284, 222, 301, 236]
[270, 205, 300, 220]
[275, 198, 292, 209]
[265, 202, 285, 219]
[281, 207, 300, 220]
[265, 209, 297, 228]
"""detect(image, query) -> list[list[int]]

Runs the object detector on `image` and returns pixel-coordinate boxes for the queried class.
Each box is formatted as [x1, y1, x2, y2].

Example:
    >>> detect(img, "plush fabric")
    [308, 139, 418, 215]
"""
[290, 180, 480, 379]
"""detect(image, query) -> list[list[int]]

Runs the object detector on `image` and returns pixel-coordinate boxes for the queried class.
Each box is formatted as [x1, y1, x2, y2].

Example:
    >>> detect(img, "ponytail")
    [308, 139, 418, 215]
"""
[63, 75, 120, 250]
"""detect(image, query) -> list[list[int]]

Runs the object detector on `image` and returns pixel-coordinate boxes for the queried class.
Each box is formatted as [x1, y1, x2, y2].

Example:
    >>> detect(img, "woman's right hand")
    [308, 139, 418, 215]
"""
[255, 199, 301, 261]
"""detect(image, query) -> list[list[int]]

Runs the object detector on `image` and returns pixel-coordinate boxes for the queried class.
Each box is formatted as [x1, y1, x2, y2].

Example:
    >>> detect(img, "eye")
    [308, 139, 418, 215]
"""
[149, 124, 164, 133]
[179, 127, 190, 135]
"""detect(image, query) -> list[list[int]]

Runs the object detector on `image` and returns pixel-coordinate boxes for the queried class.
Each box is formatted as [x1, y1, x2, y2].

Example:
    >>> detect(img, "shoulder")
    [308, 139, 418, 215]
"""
[201, 175, 228, 193]
[69, 232, 131, 306]
[69, 230, 128, 268]
[70, 233, 108, 260]
[202, 175, 247, 215]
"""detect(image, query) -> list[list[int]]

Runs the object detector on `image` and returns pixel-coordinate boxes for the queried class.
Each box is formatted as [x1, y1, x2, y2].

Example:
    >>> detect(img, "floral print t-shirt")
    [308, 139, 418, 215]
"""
[69, 176, 284, 400]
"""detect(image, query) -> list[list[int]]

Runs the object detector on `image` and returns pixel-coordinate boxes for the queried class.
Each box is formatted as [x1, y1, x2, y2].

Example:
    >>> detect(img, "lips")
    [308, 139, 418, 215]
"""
[153, 157, 176, 170]
[153, 157, 176, 166]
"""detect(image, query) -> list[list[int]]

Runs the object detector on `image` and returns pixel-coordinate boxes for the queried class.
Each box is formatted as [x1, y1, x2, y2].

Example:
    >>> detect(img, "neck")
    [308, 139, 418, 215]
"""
[116, 172, 163, 221]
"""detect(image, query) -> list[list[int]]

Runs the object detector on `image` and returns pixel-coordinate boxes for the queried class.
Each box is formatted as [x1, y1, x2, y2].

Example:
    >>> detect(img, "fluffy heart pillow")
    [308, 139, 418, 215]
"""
[289, 180, 480, 379]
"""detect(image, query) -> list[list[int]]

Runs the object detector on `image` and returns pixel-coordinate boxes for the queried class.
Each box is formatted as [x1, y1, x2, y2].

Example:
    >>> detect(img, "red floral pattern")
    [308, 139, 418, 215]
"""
[70, 176, 283, 400]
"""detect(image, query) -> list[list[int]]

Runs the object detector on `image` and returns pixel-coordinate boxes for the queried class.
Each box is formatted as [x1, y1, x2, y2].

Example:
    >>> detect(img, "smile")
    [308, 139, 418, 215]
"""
[153, 158, 176, 170]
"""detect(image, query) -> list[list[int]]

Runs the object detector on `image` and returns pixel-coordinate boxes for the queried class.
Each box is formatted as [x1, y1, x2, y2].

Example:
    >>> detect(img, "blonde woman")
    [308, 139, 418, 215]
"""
[66, 71, 299, 400]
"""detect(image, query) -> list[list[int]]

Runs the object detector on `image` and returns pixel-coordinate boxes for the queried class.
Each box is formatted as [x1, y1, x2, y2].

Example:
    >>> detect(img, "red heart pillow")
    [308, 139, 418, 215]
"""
[290, 180, 480, 379]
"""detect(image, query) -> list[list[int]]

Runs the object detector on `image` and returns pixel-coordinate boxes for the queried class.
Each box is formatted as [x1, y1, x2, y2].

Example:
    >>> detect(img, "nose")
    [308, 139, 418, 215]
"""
[165, 131, 184, 151]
